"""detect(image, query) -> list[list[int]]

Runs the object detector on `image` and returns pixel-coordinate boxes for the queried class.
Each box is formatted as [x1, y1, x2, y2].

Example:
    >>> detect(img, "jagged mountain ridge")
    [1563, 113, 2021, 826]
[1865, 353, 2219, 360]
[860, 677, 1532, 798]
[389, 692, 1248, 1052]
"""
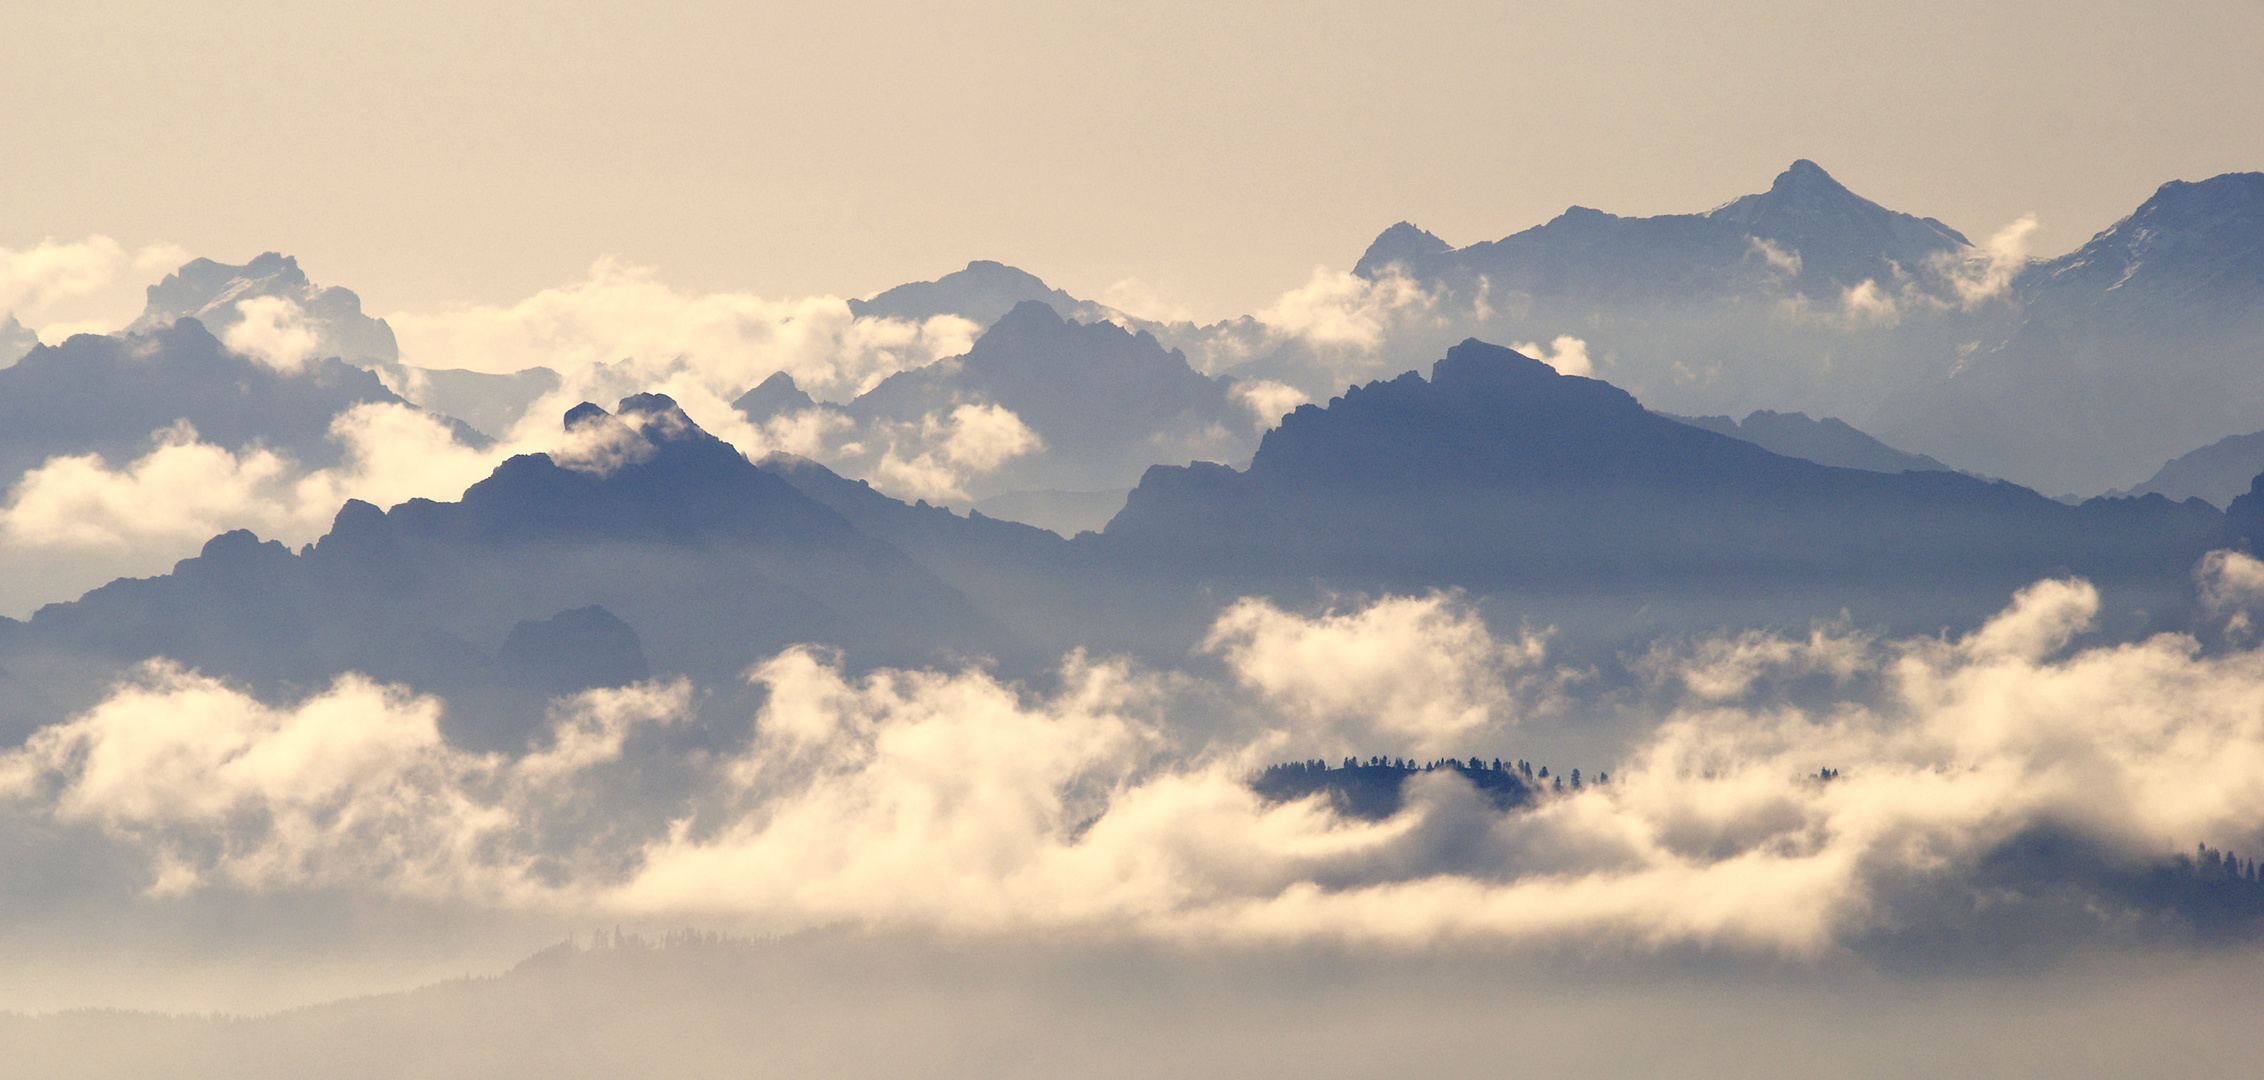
[3, 394, 1015, 745]
[131, 252, 401, 367]
[1218, 160, 2004, 459]
[740, 300, 1257, 499]
[1360, 159, 1973, 304]
[770, 336, 2232, 658]
[0, 312, 37, 366]
[1703, 158, 1972, 291]
[4, 337, 2246, 742]
[849, 259, 1095, 327]
[1333, 162, 2264, 496]
[0, 318, 457, 481]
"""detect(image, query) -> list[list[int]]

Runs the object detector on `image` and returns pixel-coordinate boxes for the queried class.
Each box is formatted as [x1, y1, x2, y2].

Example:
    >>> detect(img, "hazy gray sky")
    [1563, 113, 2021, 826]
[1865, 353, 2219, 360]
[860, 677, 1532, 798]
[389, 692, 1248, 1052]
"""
[4, 0, 2259, 319]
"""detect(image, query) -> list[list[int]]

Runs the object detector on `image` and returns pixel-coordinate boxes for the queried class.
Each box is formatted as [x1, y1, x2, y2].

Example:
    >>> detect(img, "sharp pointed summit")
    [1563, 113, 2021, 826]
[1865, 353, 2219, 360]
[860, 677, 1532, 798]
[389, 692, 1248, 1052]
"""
[1354, 221, 1451, 277]
[1708, 159, 1970, 266]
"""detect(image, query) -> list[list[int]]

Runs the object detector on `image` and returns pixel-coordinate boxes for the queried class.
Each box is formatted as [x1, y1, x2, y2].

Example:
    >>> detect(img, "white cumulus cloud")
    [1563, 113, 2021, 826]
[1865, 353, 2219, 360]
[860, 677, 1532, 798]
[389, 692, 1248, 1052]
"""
[1253, 266, 1437, 353]
[389, 258, 977, 407]
[9, 579, 2264, 958]
[220, 295, 324, 373]
[0, 236, 189, 343]
[1230, 379, 1312, 428]
[1510, 334, 1594, 377]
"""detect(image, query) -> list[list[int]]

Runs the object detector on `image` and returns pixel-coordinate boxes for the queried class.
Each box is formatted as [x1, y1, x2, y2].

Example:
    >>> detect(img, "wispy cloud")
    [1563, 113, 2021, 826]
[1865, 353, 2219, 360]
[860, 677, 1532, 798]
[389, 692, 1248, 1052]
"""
[1936, 214, 2041, 307]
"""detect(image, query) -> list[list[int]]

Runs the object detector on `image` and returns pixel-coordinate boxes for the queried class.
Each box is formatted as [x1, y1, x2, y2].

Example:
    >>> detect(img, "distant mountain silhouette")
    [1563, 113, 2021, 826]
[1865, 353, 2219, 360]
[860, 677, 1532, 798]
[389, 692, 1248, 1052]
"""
[2, 395, 1014, 746]
[734, 370, 816, 418]
[1323, 162, 2264, 495]
[2115, 429, 2264, 508]
[1667, 409, 1951, 474]
[497, 604, 649, 693]
[131, 252, 400, 367]
[1218, 159, 1999, 460]
[386, 365, 563, 440]
[6, 340, 2245, 743]
[848, 259, 1093, 327]
[1362, 159, 1969, 305]
[1702, 158, 1971, 292]
[767, 336, 2230, 658]
[1351, 222, 1452, 278]
[1885, 171, 2264, 493]
[740, 301, 1257, 499]
[0, 319, 465, 482]
[1099, 339, 2223, 632]
[119, 252, 564, 440]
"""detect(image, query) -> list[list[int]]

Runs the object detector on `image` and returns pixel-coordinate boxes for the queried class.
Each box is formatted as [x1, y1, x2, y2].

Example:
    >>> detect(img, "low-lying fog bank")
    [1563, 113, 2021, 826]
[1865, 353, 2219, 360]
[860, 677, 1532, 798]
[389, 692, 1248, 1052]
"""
[7, 930, 2263, 1080]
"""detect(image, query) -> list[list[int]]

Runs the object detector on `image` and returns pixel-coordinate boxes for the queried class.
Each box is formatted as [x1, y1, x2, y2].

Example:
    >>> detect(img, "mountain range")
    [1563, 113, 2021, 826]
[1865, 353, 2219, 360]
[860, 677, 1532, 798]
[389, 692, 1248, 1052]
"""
[737, 299, 1259, 508]
[1093, 340, 2223, 642]
[1889, 172, 2264, 492]
[1332, 161, 2264, 496]
[5, 160, 2263, 738]
[0, 318, 463, 483]
[130, 252, 402, 368]
[0, 394, 1008, 747]
[1, 330, 2246, 745]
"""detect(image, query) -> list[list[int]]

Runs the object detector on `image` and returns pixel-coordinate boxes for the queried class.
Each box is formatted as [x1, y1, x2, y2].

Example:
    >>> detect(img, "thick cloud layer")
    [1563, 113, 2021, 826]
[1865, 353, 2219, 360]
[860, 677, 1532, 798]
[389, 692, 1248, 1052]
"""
[7, 577, 2261, 960]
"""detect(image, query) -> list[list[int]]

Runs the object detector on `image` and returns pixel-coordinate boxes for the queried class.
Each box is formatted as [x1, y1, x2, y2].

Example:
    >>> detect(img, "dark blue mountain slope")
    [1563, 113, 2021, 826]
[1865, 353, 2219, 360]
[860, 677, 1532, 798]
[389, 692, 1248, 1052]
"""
[1098, 340, 2224, 628]
[5, 395, 1014, 746]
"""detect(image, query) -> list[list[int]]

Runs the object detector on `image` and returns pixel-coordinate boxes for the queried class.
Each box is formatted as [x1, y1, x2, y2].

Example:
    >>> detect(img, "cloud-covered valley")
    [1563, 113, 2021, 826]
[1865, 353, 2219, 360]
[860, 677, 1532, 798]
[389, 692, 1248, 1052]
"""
[9, 578, 2262, 979]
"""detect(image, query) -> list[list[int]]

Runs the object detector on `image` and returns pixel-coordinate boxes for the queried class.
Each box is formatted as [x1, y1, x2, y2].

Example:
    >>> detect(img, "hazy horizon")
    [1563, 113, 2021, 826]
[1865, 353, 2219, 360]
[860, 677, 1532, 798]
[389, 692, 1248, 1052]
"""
[6, 4, 2264, 1076]
[5, 1, 2261, 324]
